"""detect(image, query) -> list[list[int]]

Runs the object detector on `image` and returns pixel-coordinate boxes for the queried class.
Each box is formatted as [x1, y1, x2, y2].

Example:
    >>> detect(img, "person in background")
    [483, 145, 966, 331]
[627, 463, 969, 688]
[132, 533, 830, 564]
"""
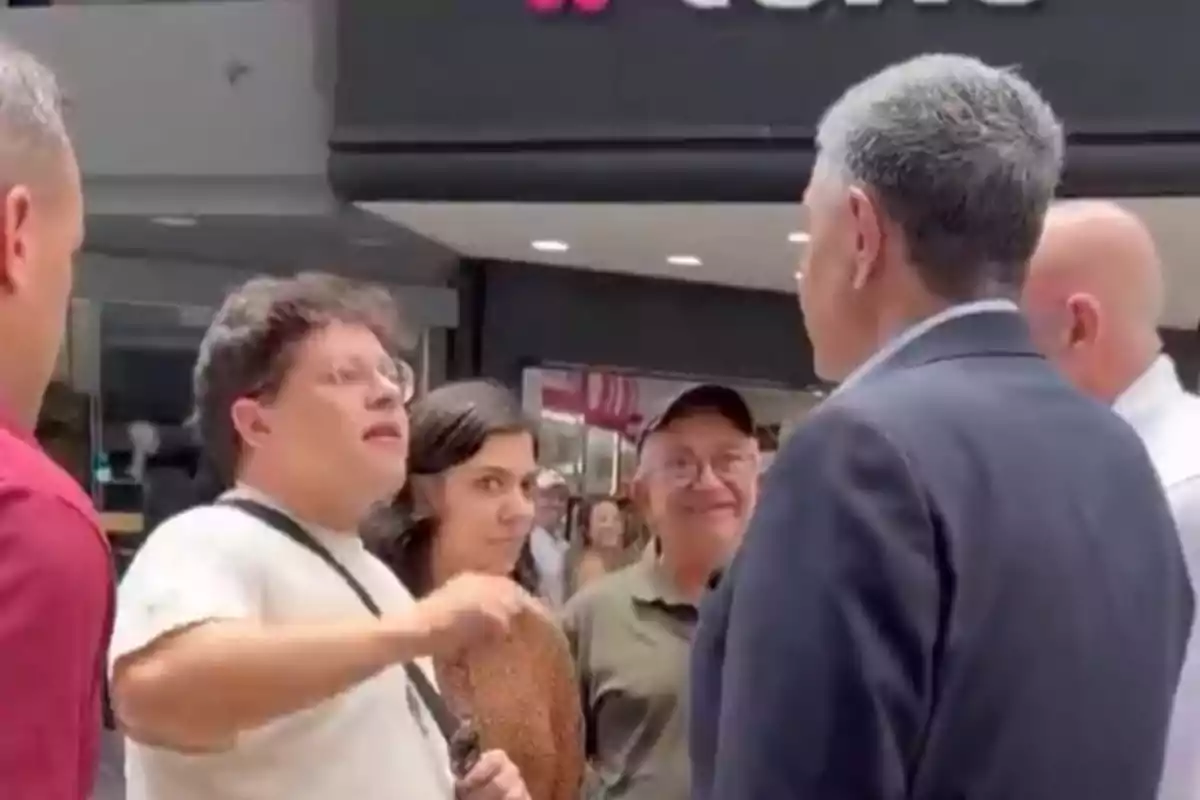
[566, 495, 631, 597]
[690, 54, 1192, 800]
[0, 39, 112, 800]
[529, 468, 571, 605]
[109, 274, 533, 800]
[1024, 200, 1200, 800]
[371, 380, 584, 800]
[563, 385, 758, 800]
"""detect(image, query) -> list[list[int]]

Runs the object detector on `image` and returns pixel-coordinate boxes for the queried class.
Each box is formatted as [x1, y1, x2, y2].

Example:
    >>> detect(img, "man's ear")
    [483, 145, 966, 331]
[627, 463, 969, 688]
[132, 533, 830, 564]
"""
[0, 184, 33, 294]
[629, 474, 652, 520]
[229, 397, 271, 451]
[1064, 293, 1102, 350]
[846, 186, 885, 292]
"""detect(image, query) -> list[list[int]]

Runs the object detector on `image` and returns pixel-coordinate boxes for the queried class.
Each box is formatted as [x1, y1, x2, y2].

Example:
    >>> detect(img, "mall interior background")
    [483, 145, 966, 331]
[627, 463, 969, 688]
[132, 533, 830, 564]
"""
[7, 0, 1200, 556]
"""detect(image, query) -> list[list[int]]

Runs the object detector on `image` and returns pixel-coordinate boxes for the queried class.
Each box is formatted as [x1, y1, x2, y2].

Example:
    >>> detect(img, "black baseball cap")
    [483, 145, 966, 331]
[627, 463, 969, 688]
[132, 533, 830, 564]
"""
[636, 384, 755, 453]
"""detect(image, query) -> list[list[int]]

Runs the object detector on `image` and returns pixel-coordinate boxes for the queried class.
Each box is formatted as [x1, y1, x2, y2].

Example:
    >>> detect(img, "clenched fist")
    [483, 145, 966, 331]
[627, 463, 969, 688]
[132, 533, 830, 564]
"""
[412, 573, 541, 654]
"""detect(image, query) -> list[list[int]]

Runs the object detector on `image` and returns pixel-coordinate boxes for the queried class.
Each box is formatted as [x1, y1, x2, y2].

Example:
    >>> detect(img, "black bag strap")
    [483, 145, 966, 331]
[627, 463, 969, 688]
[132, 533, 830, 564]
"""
[215, 497, 480, 772]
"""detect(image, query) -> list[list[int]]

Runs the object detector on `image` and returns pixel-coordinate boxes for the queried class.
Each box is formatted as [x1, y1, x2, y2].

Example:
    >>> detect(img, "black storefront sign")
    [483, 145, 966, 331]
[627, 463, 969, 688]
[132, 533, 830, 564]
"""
[331, 0, 1200, 200]
[456, 260, 817, 390]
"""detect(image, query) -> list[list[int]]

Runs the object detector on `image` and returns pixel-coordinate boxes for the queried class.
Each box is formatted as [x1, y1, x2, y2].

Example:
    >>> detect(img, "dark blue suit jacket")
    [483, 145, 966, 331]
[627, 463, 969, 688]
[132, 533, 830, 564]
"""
[690, 310, 1193, 800]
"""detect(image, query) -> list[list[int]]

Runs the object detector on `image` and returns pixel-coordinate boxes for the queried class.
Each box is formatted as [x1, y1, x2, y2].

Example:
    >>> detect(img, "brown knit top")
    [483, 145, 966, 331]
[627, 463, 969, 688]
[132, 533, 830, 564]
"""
[434, 609, 584, 800]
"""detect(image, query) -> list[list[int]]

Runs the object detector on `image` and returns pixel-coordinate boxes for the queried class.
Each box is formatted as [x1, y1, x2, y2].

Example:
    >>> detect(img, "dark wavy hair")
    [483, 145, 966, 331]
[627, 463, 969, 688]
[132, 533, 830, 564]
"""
[577, 494, 630, 549]
[366, 380, 540, 597]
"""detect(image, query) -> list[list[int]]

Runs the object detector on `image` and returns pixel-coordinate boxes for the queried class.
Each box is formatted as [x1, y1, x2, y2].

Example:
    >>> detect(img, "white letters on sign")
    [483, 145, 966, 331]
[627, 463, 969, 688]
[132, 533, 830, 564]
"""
[680, 0, 1040, 7]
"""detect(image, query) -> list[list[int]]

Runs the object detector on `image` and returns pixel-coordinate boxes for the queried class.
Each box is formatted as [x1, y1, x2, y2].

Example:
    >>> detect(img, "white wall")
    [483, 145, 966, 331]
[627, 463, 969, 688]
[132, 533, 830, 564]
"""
[75, 253, 460, 329]
[1, 0, 327, 180]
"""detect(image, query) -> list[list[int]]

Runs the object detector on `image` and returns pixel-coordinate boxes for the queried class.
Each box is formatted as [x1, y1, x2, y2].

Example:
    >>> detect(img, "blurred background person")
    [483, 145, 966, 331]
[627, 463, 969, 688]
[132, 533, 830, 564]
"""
[566, 495, 632, 597]
[1024, 200, 1200, 800]
[563, 384, 758, 800]
[0, 38, 112, 800]
[371, 379, 584, 800]
[529, 468, 572, 605]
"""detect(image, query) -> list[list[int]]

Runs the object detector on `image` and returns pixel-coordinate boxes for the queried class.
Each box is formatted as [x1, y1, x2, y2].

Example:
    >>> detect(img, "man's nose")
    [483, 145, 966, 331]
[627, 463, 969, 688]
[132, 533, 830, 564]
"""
[367, 373, 404, 409]
[692, 461, 726, 491]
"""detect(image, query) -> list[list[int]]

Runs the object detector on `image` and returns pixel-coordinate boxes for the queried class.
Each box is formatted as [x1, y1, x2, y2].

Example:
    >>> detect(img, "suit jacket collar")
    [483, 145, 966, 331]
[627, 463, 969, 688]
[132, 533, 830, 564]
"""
[872, 309, 1042, 378]
[834, 300, 1027, 397]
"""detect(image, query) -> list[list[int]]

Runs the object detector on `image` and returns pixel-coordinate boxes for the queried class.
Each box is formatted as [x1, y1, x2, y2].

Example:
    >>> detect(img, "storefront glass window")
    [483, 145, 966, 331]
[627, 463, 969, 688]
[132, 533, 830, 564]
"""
[521, 365, 823, 505]
[35, 299, 94, 491]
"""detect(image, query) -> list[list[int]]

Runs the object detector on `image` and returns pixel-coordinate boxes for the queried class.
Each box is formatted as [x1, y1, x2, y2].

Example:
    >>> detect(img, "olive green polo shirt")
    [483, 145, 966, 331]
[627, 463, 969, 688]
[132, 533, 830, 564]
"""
[561, 551, 698, 800]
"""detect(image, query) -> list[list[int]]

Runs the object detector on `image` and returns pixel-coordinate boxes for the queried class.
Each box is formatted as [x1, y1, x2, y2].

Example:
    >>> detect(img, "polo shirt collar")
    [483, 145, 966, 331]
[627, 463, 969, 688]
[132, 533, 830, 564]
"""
[629, 545, 696, 609]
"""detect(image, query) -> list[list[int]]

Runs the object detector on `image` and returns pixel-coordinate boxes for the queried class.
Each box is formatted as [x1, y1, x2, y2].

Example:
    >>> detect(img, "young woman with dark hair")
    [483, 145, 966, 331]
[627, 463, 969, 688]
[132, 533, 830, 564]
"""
[565, 495, 633, 597]
[369, 379, 584, 800]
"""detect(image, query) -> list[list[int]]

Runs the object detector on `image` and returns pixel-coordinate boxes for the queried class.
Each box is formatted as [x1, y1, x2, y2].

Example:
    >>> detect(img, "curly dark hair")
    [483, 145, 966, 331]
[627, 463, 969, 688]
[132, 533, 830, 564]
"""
[577, 494, 630, 549]
[191, 272, 406, 487]
[365, 380, 541, 597]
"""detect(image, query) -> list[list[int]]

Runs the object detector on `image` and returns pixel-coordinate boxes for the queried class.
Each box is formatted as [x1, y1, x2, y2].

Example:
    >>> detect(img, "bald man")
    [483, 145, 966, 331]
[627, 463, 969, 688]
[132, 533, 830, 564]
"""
[1024, 200, 1200, 800]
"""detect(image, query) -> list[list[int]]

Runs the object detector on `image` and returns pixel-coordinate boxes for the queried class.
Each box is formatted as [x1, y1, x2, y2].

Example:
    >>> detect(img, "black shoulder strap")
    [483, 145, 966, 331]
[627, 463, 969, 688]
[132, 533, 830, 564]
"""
[215, 497, 474, 762]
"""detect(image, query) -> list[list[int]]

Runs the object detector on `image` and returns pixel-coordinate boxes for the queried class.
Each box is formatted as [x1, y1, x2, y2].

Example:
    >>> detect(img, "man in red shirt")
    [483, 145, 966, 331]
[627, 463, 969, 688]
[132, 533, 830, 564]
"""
[0, 40, 112, 800]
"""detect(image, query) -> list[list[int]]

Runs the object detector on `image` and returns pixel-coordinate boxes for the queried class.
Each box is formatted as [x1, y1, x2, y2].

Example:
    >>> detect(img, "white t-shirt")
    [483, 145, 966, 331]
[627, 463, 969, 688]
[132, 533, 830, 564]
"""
[109, 489, 455, 800]
[528, 525, 568, 606]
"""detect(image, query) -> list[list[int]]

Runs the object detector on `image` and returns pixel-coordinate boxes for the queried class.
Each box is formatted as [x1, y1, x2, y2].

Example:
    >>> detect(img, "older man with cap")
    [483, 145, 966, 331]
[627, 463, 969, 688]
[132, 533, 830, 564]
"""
[1024, 200, 1200, 800]
[562, 384, 758, 800]
[689, 54, 1191, 800]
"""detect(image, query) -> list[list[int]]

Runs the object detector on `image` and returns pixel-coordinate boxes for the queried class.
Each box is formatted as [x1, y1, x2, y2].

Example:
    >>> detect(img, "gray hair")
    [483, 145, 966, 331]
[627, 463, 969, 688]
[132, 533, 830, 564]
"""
[0, 38, 69, 183]
[814, 53, 1064, 299]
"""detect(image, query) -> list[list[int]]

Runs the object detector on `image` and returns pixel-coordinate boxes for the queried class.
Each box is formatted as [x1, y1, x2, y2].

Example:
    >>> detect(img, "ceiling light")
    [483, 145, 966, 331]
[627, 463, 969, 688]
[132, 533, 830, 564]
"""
[151, 216, 197, 228]
[177, 305, 213, 328]
[532, 239, 569, 253]
[788, 231, 811, 244]
[667, 255, 702, 267]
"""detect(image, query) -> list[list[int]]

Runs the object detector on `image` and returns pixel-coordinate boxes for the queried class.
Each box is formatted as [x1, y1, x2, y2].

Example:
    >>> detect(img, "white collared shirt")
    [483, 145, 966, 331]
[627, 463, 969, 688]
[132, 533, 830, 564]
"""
[833, 298, 1020, 397]
[1114, 355, 1200, 800]
[529, 525, 570, 606]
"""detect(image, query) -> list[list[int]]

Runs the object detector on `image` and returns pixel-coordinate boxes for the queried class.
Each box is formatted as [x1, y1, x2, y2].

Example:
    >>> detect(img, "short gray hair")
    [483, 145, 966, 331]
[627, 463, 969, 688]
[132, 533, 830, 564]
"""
[0, 38, 69, 183]
[815, 53, 1064, 299]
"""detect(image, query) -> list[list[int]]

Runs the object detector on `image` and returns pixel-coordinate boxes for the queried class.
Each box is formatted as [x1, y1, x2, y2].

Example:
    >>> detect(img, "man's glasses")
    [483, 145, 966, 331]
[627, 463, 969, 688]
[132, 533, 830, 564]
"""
[323, 357, 416, 404]
[647, 449, 758, 488]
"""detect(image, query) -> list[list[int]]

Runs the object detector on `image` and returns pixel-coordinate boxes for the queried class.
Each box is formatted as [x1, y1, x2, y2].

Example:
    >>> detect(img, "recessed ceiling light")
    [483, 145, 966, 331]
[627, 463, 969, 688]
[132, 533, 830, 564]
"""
[177, 304, 213, 328]
[151, 216, 197, 228]
[532, 239, 570, 253]
[667, 255, 702, 267]
[788, 231, 811, 244]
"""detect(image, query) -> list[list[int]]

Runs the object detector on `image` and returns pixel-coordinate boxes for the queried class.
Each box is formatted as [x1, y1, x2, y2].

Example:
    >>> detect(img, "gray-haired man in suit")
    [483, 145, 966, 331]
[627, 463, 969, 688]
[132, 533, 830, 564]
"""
[690, 54, 1192, 800]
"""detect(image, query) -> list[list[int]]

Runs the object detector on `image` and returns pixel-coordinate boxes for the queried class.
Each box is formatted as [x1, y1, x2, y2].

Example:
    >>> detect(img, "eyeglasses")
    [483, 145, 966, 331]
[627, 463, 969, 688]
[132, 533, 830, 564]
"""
[244, 355, 417, 407]
[323, 357, 416, 404]
[647, 449, 758, 488]
[393, 359, 417, 403]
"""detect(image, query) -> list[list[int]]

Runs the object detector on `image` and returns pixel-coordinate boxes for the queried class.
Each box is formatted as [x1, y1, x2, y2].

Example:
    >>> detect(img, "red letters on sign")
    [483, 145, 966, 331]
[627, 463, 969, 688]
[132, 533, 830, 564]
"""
[527, 0, 610, 13]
